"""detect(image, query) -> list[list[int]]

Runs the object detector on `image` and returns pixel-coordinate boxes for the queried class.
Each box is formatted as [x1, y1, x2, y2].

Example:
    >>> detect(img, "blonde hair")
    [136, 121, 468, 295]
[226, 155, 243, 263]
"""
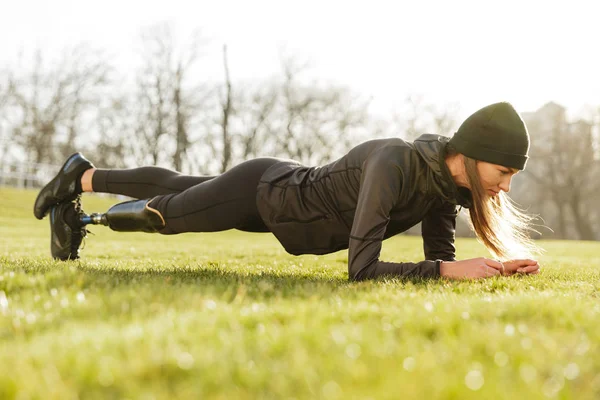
[447, 144, 544, 260]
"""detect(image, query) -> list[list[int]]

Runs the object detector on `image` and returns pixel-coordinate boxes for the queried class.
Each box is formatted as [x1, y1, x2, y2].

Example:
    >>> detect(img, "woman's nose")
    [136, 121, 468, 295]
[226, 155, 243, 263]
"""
[499, 178, 511, 193]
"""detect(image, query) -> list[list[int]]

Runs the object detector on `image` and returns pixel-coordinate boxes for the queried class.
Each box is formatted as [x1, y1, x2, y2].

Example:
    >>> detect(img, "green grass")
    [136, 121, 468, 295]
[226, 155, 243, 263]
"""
[1, 186, 599, 400]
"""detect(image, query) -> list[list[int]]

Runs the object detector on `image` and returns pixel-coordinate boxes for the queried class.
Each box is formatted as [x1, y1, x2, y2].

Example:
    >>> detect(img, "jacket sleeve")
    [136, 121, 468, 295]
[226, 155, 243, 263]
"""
[421, 201, 458, 261]
[348, 148, 442, 281]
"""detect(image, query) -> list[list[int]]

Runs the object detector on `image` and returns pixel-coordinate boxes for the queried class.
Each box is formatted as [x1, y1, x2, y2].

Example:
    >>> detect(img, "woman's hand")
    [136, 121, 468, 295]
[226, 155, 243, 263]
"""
[440, 257, 541, 279]
[440, 257, 504, 279]
[501, 259, 540, 275]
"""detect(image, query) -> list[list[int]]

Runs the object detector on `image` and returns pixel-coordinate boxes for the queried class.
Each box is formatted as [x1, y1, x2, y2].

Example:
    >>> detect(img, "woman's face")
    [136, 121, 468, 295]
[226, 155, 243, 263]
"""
[476, 161, 519, 197]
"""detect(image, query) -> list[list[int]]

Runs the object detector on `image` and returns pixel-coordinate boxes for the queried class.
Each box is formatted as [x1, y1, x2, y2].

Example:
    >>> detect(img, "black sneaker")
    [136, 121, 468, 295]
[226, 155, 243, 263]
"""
[49, 200, 89, 261]
[34, 153, 94, 220]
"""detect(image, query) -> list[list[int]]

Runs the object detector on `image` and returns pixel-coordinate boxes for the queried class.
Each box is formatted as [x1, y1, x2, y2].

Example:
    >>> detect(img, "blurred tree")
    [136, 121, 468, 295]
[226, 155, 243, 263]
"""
[236, 82, 279, 160]
[94, 95, 133, 169]
[392, 94, 460, 140]
[269, 54, 370, 165]
[0, 71, 11, 164]
[519, 105, 599, 240]
[135, 23, 208, 172]
[203, 52, 370, 172]
[134, 25, 175, 167]
[0, 72, 9, 109]
[7, 46, 109, 165]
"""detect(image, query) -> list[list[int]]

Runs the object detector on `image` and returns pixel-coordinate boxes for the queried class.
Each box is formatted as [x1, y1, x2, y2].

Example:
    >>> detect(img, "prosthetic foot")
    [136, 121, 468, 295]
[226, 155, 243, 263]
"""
[49, 200, 89, 261]
[34, 153, 94, 220]
[49, 198, 165, 261]
[80, 198, 166, 233]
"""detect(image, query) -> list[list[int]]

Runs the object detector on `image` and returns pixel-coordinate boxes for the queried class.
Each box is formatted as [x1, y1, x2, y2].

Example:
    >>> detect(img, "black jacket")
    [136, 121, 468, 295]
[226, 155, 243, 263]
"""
[255, 134, 473, 281]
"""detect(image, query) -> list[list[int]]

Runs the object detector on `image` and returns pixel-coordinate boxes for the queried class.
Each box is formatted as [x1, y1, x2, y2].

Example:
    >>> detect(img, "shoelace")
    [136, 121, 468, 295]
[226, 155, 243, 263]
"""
[72, 195, 92, 255]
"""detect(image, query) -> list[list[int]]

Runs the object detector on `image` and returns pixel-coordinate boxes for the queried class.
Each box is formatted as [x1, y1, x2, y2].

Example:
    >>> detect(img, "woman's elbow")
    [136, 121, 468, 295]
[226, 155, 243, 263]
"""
[348, 263, 370, 282]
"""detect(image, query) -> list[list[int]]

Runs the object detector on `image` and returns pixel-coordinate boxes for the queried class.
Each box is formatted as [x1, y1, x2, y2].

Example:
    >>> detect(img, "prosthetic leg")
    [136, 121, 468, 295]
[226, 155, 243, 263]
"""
[80, 198, 166, 232]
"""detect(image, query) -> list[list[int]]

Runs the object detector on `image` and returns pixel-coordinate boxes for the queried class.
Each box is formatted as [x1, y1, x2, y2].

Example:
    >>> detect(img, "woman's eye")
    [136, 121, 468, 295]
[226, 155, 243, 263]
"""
[500, 171, 508, 175]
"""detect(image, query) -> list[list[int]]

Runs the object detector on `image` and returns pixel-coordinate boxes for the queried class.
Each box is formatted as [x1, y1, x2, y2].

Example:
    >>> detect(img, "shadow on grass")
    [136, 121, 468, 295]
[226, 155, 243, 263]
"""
[79, 262, 438, 292]
[2, 256, 440, 297]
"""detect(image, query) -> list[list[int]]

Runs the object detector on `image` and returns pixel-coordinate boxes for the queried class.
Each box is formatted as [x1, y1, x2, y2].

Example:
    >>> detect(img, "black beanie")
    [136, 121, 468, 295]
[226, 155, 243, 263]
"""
[449, 102, 530, 170]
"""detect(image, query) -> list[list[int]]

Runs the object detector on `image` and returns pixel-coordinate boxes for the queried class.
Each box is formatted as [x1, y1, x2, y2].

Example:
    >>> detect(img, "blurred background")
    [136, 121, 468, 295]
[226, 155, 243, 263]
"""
[0, 0, 599, 240]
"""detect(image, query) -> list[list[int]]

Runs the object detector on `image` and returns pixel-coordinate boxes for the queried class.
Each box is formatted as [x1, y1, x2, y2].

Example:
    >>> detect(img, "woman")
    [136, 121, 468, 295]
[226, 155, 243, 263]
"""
[35, 101, 542, 280]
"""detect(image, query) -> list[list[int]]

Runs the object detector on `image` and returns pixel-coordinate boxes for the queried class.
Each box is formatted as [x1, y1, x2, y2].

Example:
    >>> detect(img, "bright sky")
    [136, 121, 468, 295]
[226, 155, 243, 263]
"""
[1, 0, 599, 121]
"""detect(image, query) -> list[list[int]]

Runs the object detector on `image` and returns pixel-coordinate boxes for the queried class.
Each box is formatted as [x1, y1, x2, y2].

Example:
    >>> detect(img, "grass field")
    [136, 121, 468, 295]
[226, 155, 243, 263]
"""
[1, 187, 599, 400]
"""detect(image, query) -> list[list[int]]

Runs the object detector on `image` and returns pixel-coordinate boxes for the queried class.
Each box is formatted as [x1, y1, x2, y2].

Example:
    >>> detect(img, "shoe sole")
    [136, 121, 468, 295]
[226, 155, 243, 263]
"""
[50, 203, 83, 261]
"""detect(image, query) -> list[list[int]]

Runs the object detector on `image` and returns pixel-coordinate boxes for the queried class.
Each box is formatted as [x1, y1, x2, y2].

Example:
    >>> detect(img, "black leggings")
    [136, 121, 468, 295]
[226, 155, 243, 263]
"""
[91, 158, 285, 234]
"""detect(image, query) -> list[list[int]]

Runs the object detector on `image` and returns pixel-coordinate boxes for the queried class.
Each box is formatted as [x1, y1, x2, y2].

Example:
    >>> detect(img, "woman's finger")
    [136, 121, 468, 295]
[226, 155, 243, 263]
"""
[484, 258, 504, 272]
[517, 264, 540, 274]
[482, 265, 501, 278]
[505, 259, 538, 269]
[517, 259, 538, 267]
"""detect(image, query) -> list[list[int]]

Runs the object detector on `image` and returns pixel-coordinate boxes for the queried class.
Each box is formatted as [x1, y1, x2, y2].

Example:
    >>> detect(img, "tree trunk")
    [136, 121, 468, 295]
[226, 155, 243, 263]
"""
[220, 45, 232, 173]
[569, 191, 596, 240]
